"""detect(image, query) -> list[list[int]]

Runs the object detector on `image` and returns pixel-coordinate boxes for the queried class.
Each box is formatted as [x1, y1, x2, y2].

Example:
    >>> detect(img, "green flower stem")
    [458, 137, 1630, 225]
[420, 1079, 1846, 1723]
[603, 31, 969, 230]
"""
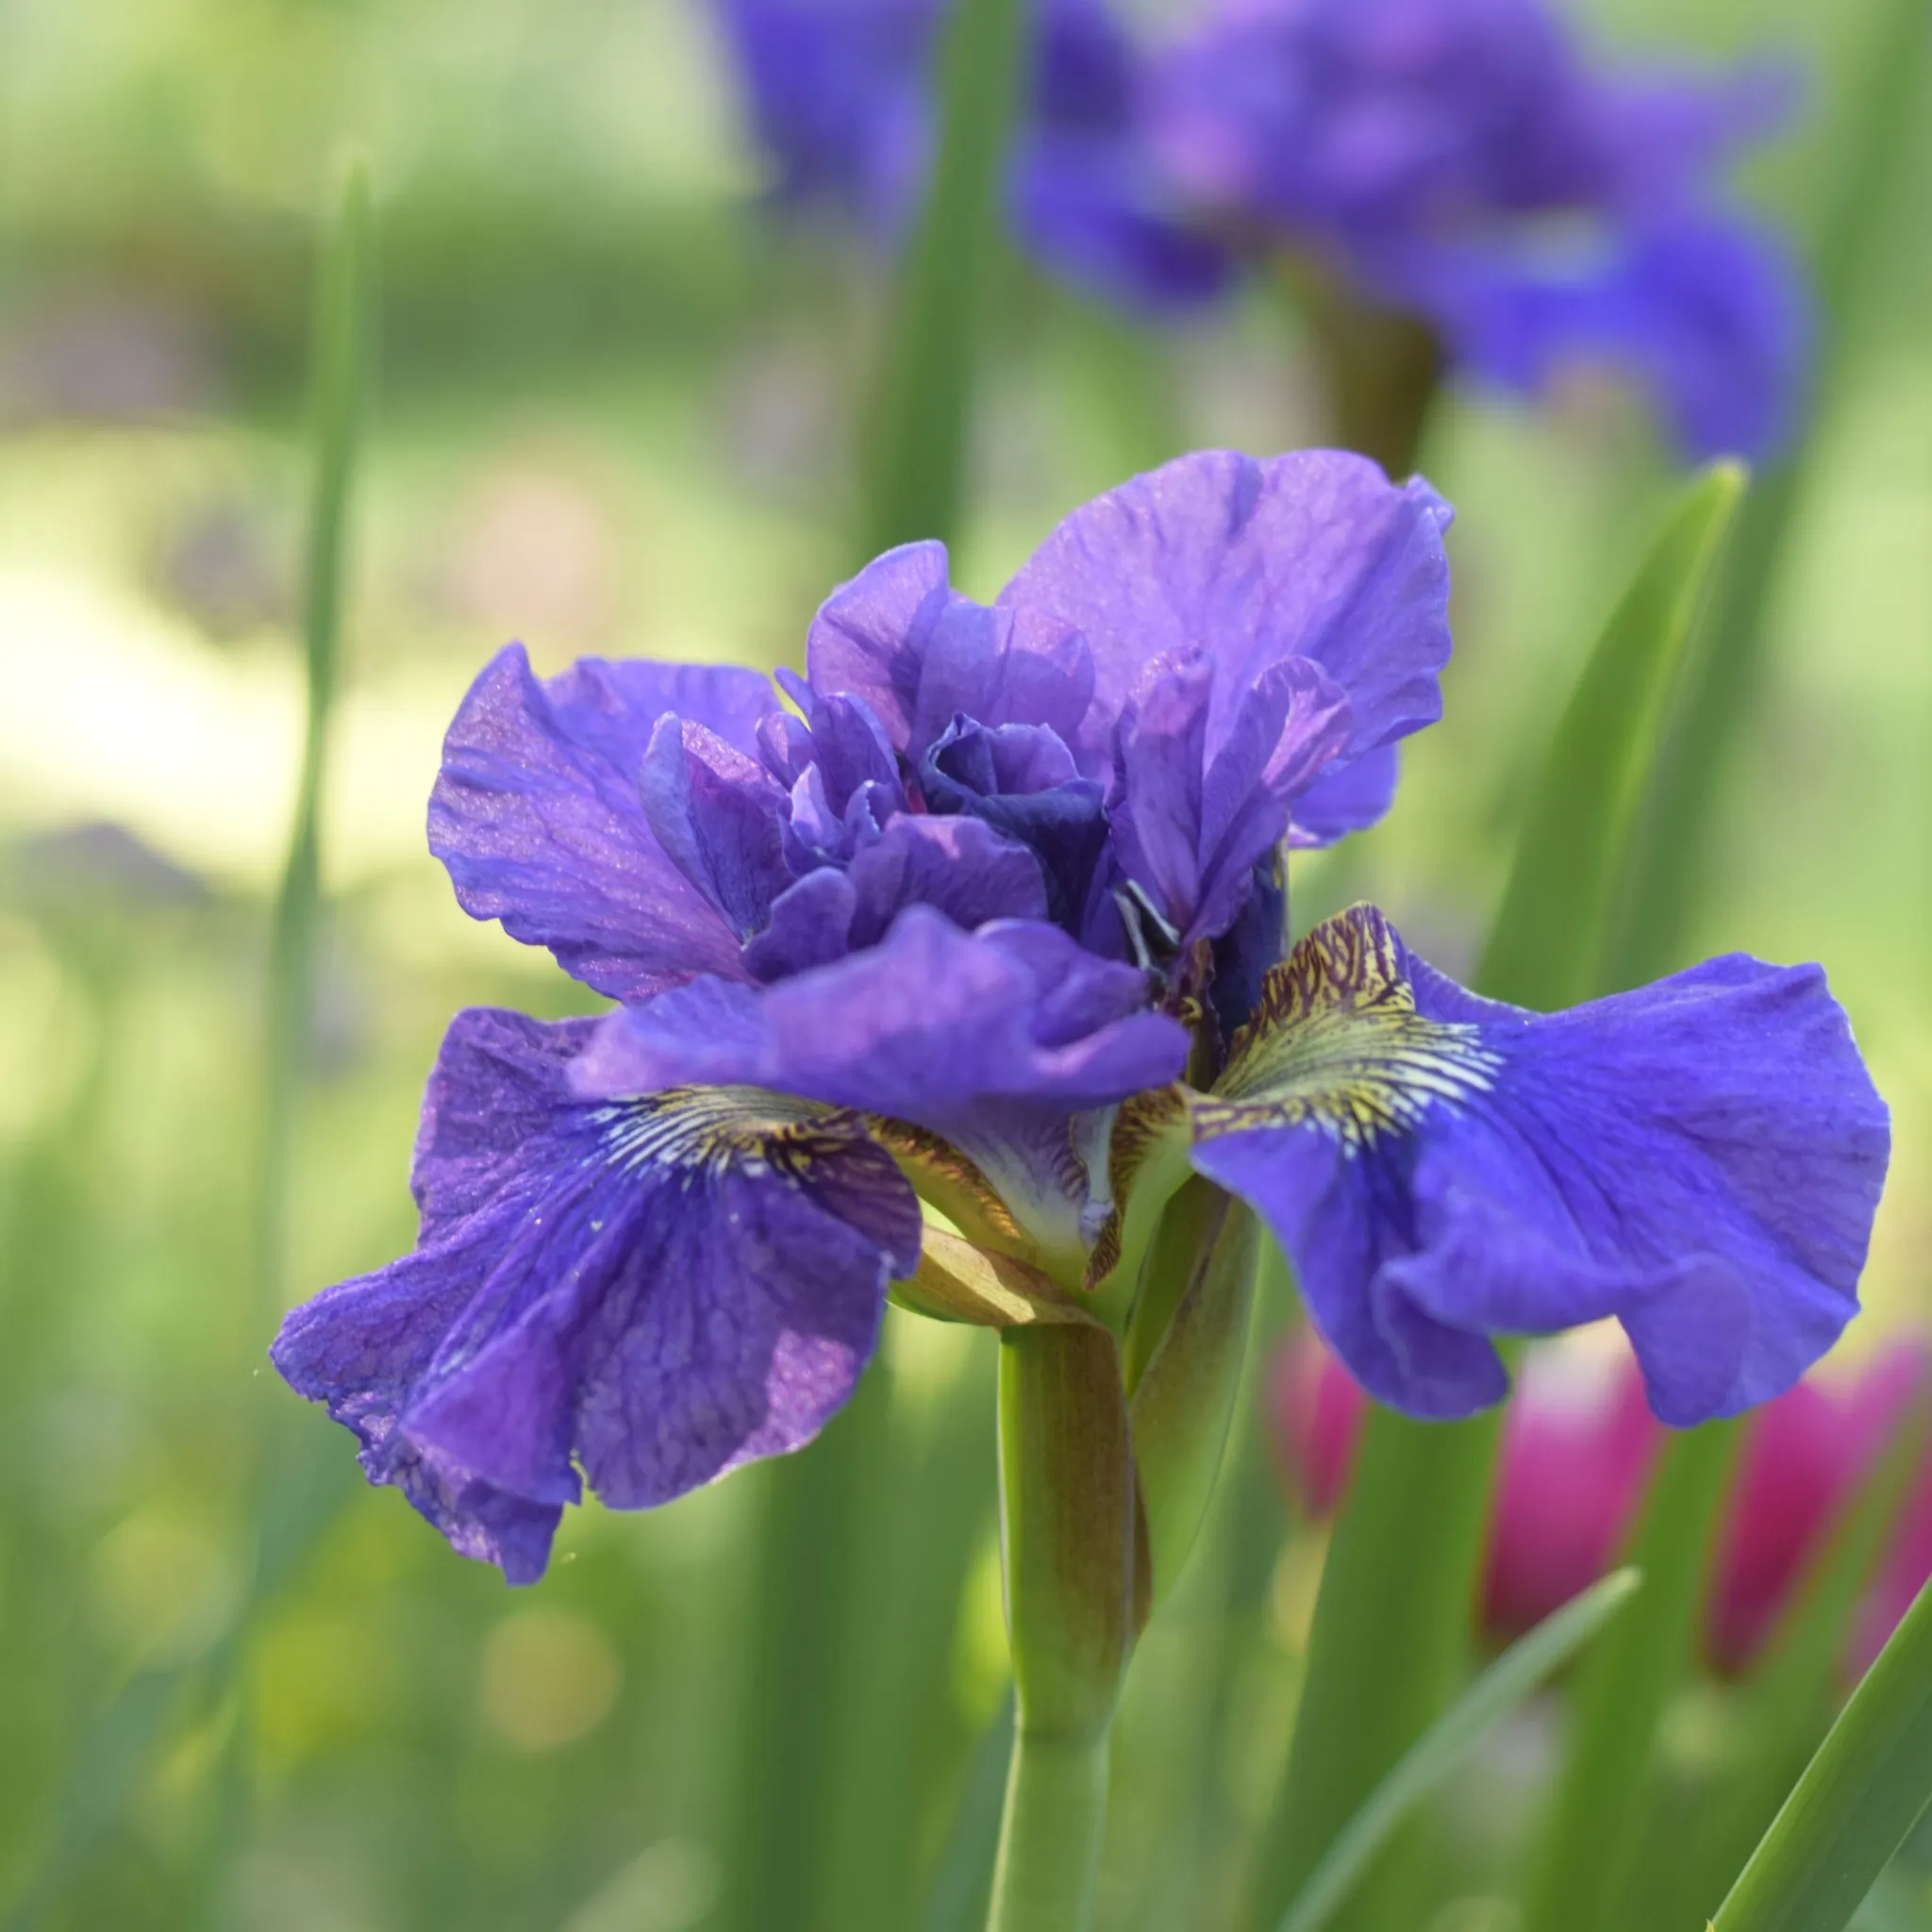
[986, 1325, 1136, 1932]
[987, 1728, 1112, 1932]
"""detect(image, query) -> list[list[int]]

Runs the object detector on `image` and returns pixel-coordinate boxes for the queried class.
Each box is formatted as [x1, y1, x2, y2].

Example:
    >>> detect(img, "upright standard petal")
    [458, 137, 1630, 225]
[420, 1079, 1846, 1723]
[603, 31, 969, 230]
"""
[273, 1008, 922, 1582]
[1108, 648, 1353, 949]
[429, 645, 780, 1000]
[808, 542, 1095, 761]
[999, 448, 1452, 803]
[1188, 905, 1889, 1424]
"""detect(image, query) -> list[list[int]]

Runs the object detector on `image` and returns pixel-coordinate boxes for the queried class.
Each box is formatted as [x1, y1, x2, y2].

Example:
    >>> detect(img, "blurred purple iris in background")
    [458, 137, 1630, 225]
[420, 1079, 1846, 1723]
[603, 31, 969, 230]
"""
[274, 449, 1885, 1582]
[716, 0, 1808, 459]
[1153, 0, 1808, 458]
[715, 0, 1234, 309]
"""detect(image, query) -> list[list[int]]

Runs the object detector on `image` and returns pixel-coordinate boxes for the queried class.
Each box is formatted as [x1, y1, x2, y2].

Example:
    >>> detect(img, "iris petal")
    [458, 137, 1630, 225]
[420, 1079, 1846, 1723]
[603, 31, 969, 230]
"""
[999, 448, 1452, 782]
[429, 645, 778, 1000]
[1188, 906, 1889, 1423]
[577, 907, 1190, 1274]
[273, 1008, 922, 1582]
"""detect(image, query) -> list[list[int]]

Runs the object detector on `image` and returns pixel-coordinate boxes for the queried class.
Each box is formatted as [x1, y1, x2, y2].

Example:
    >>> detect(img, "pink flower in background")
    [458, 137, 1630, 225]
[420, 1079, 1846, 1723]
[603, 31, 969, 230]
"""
[1486, 1345, 1660, 1641]
[1268, 1324, 1364, 1518]
[1851, 1405, 1932, 1675]
[1709, 1345, 1926, 1671]
[1271, 1327, 1930, 1671]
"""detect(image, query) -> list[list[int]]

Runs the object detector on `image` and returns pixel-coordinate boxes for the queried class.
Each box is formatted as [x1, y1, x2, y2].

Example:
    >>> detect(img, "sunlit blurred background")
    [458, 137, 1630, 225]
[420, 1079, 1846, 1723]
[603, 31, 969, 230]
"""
[0, 0, 1927, 1925]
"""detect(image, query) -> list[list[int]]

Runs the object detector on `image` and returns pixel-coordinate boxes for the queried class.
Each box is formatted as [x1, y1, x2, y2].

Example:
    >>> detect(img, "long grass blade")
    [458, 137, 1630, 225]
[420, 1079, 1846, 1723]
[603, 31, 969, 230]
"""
[1479, 463, 1745, 1011]
[1277, 1571, 1642, 1932]
[1712, 1575, 1932, 1932]
[858, 0, 1028, 555]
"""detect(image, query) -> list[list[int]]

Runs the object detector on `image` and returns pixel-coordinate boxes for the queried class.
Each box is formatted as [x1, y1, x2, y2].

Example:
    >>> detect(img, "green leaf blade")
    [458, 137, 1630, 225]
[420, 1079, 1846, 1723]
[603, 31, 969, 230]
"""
[1278, 1569, 1643, 1932]
[1477, 459, 1745, 1012]
[858, 0, 1028, 558]
[1713, 1575, 1932, 1932]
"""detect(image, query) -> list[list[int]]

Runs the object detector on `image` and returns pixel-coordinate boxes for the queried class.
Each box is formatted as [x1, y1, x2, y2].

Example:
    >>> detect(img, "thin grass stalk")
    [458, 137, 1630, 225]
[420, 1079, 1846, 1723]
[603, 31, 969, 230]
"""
[199, 155, 375, 1924]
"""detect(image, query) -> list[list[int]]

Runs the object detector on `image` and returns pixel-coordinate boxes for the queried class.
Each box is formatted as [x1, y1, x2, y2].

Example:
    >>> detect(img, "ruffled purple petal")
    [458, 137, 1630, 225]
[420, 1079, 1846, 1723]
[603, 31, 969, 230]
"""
[999, 449, 1452, 779]
[429, 646, 779, 1000]
[1190, 906, 1889, 1424]
[806, 541, 960, 751]
[808, 544, 1098, 761]
[844, 813, 1050, 944]
[575, 908, 1190, 1265]
[273, 1007, 921, 1582]
[580, 906, 1184, 1122]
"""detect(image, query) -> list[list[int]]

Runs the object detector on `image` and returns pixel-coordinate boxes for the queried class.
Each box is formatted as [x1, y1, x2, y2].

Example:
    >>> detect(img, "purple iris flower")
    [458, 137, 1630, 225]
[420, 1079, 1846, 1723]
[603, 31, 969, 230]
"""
[274, 449, 1886, 1583]
[714, 0, 1233, 309]
[1151, 0, 1808, 459]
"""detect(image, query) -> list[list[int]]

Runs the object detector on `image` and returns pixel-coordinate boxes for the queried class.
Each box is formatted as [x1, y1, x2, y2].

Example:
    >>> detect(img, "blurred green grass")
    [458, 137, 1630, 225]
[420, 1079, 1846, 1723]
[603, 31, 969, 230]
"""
[0, 0, 1928, 1926]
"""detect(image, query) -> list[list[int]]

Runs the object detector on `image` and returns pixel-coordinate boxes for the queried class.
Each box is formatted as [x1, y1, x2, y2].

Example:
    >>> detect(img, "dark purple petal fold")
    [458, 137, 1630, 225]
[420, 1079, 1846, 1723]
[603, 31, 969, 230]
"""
[640, 718, 792, 942]
[1189, 906, 1890, 1424]
[274, 1008, 922, 1582]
